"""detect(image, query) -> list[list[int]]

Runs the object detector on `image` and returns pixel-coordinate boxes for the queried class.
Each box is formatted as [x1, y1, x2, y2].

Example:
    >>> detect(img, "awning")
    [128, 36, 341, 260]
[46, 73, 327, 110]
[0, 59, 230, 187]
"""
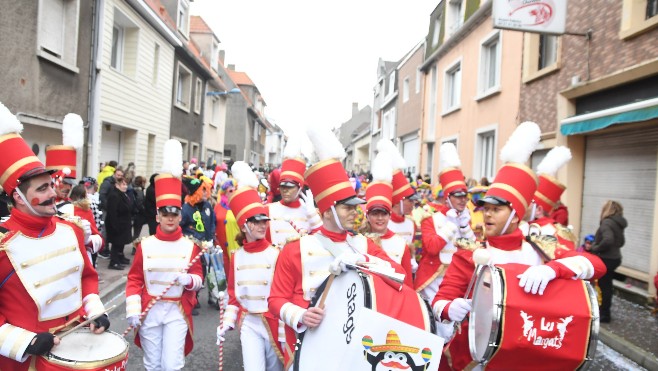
[560, 97, 658, 136]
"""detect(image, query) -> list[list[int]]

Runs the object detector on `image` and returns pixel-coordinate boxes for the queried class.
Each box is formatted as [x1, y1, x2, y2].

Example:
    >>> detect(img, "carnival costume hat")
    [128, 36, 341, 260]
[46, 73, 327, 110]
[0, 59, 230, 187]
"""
[280, 135, 306, 187]
[155, 139, 184, 213]
[229, 161, 269, 227]
[304, 126, 364, 214]
[376, 139, 420, 205]
[532, 146, 572, 213]
[438, 142, 467, 197]
[368, 330, 419, 353]
[46, 113, 84, 186]
[0, 101, 55, 196]
[365, 151, 393, 213]
[478, 121, 541, 221]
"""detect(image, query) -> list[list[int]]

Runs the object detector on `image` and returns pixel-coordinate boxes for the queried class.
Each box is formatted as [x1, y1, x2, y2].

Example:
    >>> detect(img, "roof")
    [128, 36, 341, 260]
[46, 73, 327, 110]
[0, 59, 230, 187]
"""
[190, 16, 213, 34]
[145, 0, 177, 31]
[228, 70, 256, 87]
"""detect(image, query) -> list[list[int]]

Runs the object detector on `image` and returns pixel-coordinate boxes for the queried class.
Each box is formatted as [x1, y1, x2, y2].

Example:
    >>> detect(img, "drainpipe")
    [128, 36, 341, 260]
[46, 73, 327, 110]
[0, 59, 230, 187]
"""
[87, 0, 105, 177]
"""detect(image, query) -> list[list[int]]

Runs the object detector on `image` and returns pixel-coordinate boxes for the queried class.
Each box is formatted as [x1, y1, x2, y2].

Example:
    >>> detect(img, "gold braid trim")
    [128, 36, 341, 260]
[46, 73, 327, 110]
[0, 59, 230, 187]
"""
[528, 234, 558, 260]
[183, 235, 205, 248]
[453, 238, 481, 252]
[284, 235, 301, 245]
[56, 214, 84, 230]
[132, 236, 148, 247]
[555, 223, 578, 245]
[364, 233, 382, 247]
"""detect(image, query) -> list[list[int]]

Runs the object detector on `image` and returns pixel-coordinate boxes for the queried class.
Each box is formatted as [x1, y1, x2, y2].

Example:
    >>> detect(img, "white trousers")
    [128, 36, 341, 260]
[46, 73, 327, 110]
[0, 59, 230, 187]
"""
[139, 302, 188, 371]
[240, 313, 283, 371]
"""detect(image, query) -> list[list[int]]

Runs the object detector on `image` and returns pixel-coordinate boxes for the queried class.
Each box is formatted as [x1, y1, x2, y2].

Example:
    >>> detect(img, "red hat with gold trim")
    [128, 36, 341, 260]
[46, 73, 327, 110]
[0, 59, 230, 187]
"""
[438, 143, 467, 197]
[305, 126, 364, 214]
[229, 161, 269, 227]
[280, 135, 306, 187]
[0, 102, 55, 196]
[46, 113, 84, 185]
[365, 151, 393, 213]
[478, 122, 541, 220]
[155, 139, 183, 212]
[376, 139, 420, 204]
[533, 146, 572, 212]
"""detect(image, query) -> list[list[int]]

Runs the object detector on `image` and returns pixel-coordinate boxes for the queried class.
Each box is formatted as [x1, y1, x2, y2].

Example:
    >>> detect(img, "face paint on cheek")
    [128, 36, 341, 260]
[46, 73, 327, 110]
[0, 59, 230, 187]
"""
[31, 198, 40, 206]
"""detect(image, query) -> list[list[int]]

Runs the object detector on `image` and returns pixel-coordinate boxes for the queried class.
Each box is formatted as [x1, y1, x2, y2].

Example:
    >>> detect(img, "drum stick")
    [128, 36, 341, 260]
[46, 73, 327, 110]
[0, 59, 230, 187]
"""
[218, 291, 225, 371]
[316, 274, 336, 309]
[122, 244, 210, 337]
[58, 304, 118, 339]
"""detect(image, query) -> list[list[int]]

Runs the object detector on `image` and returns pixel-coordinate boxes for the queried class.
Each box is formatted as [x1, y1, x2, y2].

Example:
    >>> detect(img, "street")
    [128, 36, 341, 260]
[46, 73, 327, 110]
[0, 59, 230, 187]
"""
[107, 290, 647, 370]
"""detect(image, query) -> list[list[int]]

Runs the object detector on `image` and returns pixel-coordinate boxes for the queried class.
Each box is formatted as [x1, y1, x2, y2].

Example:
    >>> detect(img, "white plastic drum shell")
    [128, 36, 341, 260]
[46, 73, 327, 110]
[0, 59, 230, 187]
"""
[469, 265, 504, 364]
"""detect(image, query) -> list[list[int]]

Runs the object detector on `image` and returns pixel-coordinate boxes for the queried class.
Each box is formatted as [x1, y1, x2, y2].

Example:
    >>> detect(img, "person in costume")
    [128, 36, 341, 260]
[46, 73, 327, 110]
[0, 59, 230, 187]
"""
[430, 122, 606, 371]
[361, 151, 414, 287]
[265, 135, 322, 249]
[69, 184, 105, 266]
[45, 113, 84, 215]
[216, 161, 285, 371]
[416, 143, 475, 304]
[268, 127, 407, 369]
[125, 139, 203, 371]
[0, 102, 108, 371]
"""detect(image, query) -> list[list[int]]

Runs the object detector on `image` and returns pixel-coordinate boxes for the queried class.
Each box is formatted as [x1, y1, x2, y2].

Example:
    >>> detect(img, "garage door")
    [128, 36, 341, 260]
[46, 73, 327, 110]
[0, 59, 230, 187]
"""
[402, 135, 420, 177]
[581, 128, 658, 275]
[100, 126, 122, 166]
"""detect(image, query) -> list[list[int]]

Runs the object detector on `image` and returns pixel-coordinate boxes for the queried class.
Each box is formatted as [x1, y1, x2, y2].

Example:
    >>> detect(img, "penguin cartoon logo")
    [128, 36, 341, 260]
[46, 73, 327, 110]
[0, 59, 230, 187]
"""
[362, 331, 432, 371]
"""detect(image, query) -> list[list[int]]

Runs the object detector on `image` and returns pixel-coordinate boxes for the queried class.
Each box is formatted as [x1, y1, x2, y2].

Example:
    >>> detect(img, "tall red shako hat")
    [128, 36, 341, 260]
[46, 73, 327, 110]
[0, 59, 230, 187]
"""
[438, 142, 467, 197]
[365, 151, 393, 212]
[46, 113, 84, 184]
[376, 139, 418, 205]
[279, 135, 305, 187]
[304, 126, 364, 214]
[229, 161, 269, 227]
[478, 122, 541, 221]
[533, 146, 572, 213]
[0, 102, 54, 196]
[155, 139, 183, 211]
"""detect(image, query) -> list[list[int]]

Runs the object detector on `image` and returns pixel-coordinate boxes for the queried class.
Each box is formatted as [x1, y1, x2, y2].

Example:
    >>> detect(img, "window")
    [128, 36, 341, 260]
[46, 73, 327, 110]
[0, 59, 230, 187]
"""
[443, 60, 462, 114]
[194, 78, 203, 114]
[538, 35, 558, 70]
[619, 0, 658, 39]
[403, 77, 410, 103]
[427, 65, 438, 140]
[175, 63, 192, 111]
[432, 18, 441, 47]
[387, 73, 396, 97]
[476, 129, 496, 181]
[177, 0, 190, 37]
[522, 33, 561, 83]
[415, 68, 421, 94]
[382, 108, 396, 140]
[37, 0, 80, 71]
[648, 0, 658, 19]
[111, 9, 139, 77]
[478, 31, 501, 97]
[152, 44, 160, 85]
[447, 0, 464, 35]
[426, 143, 434, 175]
[111, 26, 123, 70]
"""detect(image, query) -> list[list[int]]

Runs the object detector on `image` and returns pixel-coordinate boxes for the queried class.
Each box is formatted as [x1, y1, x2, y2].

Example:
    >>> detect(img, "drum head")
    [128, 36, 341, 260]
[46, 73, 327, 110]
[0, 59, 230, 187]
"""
[50, 329, 128, 362]
[469, 265, 502, 363]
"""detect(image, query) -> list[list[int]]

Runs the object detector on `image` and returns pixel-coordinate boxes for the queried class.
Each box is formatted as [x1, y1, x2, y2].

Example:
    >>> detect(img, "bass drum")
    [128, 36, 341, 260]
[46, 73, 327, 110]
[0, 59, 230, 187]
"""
[469, 263, 599, 370]
[39, 328, 129, 370]
[294, 269, 435, 371]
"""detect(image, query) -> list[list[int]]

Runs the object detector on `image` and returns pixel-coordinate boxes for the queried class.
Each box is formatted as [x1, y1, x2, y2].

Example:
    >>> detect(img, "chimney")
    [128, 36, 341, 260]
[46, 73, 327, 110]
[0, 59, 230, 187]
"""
[218, 50, 225, 65]
[228, 64, 235, 71]
[352, 102, 359, 116]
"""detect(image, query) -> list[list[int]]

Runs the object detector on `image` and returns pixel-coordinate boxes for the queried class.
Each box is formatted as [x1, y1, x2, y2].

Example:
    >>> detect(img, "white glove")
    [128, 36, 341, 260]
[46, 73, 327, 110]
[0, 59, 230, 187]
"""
[410, 257, 419, 273]
[176, 273, 193, 286]
[447, 298, 472, 322]
[329, 252, 365, 275]
[457, 210, 471, 228]
[81, 219, 92, 245]
[88, 235, 103, 254]
[216, 324, 232, 344]
[437, 223, 458, 244]
[517, 265, 557, 295]
[127, 315, 141, 328]
[299, 189, 317, 216]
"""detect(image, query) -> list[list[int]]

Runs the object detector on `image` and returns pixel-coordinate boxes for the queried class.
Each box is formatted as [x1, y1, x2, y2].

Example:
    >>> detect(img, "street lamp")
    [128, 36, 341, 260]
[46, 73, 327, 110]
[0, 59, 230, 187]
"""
[206, 87, 241, 97]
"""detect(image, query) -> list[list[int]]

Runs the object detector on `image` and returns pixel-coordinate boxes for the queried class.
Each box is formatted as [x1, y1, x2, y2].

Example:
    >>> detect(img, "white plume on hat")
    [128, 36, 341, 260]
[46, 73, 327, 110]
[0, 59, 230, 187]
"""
[62, 113, 84, 149]
[231, 161, 259, 189]
[536, 146, 572, 177]
[439, 142, 461, 172]
[371, 151, 393, 183]
[0, 101, 23, 135]
[283, 134, 303, 160]
[161, 139, 183, 177]
[376, 139, 406, 170]
[499, 121, 541, 164]
[307, 126, 345, 161]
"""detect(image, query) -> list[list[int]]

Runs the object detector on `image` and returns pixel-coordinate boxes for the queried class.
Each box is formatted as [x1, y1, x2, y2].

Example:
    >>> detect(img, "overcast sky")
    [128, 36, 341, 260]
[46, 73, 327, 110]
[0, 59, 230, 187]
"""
[191, 1, 438, 135]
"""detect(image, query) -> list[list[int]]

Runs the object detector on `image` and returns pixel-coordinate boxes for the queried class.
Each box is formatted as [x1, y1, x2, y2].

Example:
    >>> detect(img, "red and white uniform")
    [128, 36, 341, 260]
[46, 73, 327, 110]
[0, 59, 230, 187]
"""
[431, 228, 606, 371]
[268, 227, 406, 369]
[0, 208, 105, 371]
[374, 229, 414, 288]
[388, 212, 415, 245]
[265, 200, 321, 249]
[126, 227, 203, 370]
[225, 238, 284, 371]
[528, 216, 577, 256]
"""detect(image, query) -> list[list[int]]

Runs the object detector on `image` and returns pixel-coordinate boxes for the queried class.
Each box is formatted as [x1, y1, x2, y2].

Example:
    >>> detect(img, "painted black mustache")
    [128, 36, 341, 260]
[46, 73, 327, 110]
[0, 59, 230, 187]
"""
[37, 198, 55, 206]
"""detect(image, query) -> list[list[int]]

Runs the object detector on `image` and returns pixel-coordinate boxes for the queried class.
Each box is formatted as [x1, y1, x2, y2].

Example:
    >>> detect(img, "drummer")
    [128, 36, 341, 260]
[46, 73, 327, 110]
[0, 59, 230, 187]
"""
[0, 103, 108, 371]
[431, 122, 606, 371]
[268, 127, 406, 369]
[125, 140, 203, 371]
[216, 161, 285, 371]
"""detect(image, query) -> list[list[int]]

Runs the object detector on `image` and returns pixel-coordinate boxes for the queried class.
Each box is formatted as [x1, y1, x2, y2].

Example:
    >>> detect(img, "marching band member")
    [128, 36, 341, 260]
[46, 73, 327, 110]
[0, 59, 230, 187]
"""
[431, 122, 606, 370]
[362, 151, 414, 287]
[268, 127, 406, 369]
[265, 136, 322, 248]
[125, 139, 203, 371]
[526, 146, 578, 254]
[0, 103, 108, 371]
[216, 161, 284, 371]
[45, 113, 84, 214]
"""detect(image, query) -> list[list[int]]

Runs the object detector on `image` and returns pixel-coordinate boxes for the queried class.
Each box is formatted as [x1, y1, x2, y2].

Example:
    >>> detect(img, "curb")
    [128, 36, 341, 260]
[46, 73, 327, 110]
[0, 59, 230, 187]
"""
[599, 328, 658, 371]
[99, 276, 127, 305]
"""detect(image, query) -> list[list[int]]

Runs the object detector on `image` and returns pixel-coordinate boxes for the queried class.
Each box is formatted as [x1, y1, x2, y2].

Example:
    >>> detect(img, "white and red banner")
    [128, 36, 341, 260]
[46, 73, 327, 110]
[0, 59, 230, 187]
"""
[493, 0, 567, 35]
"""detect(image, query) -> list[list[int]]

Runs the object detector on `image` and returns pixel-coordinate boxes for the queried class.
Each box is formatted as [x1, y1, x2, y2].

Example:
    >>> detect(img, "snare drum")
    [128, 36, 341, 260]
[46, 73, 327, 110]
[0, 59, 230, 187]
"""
[294, 269, 436, 371]
[469, 263, 599, 370]
[38, 329, 129, 370]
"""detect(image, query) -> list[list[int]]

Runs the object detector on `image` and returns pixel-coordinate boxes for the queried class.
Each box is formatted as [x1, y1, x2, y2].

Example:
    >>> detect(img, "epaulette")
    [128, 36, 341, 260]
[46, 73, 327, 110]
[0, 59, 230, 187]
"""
[284, 235, 301, 245]
[184, 235, 206, 249]
[418, 209, 434, 223]
[0, 226, 8, 251]
[132, 236, 148, 247]
[454, 237, 481, 252]
[554, 224, 578, 244]
[527, 234, 558, 260]
[364, 233, 382, 247]
[56, 214, 84, 230]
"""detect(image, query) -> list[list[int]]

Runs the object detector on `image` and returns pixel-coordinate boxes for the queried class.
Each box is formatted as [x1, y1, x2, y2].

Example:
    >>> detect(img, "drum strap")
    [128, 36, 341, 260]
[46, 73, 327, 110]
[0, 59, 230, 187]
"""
[525, 236, 553, 263]
[314, 234, 344, 258]
[0, 226, 15, 290]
